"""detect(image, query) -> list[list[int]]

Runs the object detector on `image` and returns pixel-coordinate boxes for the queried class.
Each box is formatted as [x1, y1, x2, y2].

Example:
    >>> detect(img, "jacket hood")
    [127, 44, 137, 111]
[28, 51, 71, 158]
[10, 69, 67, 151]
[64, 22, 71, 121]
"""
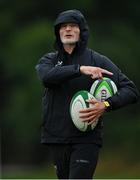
[54, 9, 89, 54]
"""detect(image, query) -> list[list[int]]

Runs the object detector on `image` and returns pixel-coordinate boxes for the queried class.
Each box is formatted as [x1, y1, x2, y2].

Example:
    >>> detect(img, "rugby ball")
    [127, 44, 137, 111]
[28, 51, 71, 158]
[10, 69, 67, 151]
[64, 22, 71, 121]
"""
[70, 90, 98, 132]
[90, 77, 117, 101]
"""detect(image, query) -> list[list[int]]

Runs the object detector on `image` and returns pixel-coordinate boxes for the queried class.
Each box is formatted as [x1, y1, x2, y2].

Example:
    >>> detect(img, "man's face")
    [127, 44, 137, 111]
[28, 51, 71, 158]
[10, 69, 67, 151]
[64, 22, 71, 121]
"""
[59, 23, 80, 45]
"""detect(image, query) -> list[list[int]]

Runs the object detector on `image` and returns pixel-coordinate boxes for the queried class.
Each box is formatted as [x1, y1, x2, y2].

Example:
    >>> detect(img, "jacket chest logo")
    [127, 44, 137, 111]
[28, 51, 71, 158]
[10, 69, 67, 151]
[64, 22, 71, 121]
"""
[55, 60, 63, 67]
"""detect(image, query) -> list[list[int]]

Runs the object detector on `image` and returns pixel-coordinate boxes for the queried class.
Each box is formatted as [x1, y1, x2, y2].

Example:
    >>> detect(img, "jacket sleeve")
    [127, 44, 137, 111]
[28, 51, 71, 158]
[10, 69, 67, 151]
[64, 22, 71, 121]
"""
[100, 55, 139, 111]
[35, 53, 81, 87]
[107, 69, 139, 110]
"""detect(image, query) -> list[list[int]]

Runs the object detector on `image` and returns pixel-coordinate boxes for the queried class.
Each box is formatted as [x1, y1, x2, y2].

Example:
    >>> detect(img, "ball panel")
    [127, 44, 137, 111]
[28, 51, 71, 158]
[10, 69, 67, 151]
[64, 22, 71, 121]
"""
[70, 90, 89, 108]
[90, 79, 102, 96]
[90, 77, 118, 101]
[110, 80, 117, 94]
[71, 95, 87, 131]
[95, 80, 113, 97]
[79, 90, 89, 108]
[95, 85, 112, 101]
[70, 90, 99, 132]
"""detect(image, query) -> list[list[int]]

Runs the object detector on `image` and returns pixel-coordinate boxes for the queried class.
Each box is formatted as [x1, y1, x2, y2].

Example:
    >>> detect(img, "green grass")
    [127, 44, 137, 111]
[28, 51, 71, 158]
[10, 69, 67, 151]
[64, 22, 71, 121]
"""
[2, 165, 57, 179]
[94, 157, 140, 179]
[2, 157, 140, 179]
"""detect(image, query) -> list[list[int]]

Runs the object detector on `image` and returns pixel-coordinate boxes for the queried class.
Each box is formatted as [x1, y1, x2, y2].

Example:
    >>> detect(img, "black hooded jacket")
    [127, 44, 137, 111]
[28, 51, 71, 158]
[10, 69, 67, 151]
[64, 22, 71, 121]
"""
[36, 10, 139, 145]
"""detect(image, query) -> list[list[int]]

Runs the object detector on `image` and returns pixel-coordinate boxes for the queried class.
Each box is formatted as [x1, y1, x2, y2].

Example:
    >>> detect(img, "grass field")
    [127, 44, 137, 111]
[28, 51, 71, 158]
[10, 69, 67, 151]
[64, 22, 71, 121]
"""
[2, 156, 140, 179]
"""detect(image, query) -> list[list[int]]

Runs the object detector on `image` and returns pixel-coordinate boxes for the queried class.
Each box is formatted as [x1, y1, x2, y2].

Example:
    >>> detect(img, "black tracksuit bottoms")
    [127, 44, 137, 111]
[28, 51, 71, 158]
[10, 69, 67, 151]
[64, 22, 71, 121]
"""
[49, 143, 100, 179]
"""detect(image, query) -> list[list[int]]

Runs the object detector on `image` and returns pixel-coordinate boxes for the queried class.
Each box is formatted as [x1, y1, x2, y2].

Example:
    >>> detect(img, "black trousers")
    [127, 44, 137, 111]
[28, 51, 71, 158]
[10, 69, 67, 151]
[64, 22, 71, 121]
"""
[49, 143, 100, 179]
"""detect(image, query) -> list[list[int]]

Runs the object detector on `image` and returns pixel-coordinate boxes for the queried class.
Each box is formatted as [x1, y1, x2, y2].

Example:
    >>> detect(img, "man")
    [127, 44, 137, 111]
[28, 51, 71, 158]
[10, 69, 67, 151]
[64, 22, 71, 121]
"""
[35, 10, 139, 179]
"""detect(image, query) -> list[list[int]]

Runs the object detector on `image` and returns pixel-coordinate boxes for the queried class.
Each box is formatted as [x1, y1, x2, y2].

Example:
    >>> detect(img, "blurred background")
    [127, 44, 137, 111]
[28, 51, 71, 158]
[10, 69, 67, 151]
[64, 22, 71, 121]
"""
[1, 0, 140, 178]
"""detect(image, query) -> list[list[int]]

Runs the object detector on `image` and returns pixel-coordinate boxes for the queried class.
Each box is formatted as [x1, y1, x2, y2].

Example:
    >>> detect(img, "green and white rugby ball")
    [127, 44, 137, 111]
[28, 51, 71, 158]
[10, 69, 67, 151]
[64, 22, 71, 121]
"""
[90, 77, 117, 101]
[70, 90, 98, 132]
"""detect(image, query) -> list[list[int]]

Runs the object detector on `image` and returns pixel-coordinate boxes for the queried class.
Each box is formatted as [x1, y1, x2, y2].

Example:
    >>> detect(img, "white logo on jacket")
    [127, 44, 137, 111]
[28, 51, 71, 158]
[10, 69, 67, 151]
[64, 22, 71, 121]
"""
[55, 60, 63, 67]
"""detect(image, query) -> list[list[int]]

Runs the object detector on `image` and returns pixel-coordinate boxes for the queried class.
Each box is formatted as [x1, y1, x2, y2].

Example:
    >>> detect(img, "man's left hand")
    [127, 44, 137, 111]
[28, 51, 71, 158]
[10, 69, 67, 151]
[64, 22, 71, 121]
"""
[79, 98, 106, 125]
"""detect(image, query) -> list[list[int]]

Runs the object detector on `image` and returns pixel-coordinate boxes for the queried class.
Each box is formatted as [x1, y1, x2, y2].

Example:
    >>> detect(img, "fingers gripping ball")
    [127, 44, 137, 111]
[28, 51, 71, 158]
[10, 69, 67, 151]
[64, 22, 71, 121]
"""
[70, 90, 98, 132]
[90, 77, 118, 101]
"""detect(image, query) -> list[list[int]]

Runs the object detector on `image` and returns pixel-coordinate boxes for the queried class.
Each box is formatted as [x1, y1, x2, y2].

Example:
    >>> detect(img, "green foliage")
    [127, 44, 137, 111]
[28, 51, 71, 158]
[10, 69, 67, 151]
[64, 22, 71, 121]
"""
[3, 19, 54, 144]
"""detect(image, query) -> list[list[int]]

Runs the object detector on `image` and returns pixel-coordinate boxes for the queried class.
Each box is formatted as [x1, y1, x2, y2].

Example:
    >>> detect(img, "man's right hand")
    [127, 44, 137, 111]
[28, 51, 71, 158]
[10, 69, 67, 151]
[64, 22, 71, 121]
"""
[80, 66, 113, 79]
